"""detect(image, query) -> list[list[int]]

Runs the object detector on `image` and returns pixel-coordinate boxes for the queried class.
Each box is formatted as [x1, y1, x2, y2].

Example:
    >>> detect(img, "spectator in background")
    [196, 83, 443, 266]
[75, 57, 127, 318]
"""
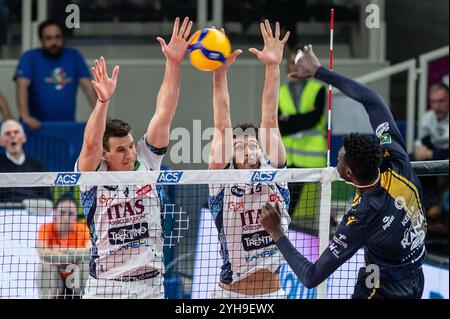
[14, 20, 97, 130]
[412, 83, 449, 236]
[37, 194, 90, 299]
[278, 44, 327, 216]
[413, 83, 449, 161]
[0, 119, 52, 202]
[0, 90, 12, 121]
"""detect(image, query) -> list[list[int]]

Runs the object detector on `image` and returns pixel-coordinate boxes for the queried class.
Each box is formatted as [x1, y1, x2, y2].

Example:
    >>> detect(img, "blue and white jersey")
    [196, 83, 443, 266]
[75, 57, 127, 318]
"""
[75, 136, 166, 280]
[208, 157, 291, 284]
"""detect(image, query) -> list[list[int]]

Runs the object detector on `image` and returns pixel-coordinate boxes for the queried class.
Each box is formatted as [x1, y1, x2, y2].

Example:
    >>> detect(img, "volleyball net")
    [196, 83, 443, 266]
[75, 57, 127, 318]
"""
[0, 161, 447, 299]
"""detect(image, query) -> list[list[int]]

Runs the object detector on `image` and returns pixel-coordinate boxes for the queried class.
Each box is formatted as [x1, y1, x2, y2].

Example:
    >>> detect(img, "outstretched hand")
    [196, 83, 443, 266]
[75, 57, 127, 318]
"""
[249, 20, 290, 66]
[157, 17, 193, 64]
[211, 27, 243, 75]
[91, 56, 119, 103]
[288, 44, 322, 80]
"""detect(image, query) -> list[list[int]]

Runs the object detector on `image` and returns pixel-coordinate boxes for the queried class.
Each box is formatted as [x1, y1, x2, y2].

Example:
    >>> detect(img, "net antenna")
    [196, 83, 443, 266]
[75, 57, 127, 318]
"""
[294, 8, 334, 167]
[327, 8, 334, 167]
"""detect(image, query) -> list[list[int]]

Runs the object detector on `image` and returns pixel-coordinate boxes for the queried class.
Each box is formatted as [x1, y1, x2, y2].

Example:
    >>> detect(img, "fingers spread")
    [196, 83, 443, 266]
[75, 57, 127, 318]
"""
[111, 65, 120, 82]
[156, 37, 167, 49]
[259, 23, 268, 43]
[91, 67, 100, 83]
[265, 19, 273, 37]
[94, 59, 101, 78]
[91, 81, 99, 91]
[184, 20, 193, 39]
[281, 31, 290, 44]
[275, 21, 280, 39]
[178, 17, 189, 38]
[248, 48, 262, 58]
[100, 56, 107, 78]
[187, 32, 197, 44]
[230, 49, 243, 59]
[172, 17, 180, 38]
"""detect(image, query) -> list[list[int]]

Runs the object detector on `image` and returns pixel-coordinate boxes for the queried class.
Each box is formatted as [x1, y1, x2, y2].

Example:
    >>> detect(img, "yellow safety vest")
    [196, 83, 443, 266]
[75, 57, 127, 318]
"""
[279, 80, 327, 168]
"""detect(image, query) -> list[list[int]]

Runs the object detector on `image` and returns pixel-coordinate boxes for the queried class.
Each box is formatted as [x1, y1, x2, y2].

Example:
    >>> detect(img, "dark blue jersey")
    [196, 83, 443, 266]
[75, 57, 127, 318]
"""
[276, 67, 427, 289]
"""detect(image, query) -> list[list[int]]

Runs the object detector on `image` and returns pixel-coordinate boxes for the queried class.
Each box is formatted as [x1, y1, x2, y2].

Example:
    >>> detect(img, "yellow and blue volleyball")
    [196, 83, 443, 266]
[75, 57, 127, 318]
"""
[188, 28, 231, 71]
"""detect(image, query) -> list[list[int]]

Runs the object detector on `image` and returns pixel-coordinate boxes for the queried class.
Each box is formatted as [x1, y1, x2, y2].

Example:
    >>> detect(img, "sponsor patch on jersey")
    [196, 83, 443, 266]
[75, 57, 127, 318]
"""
[108, 222, 149, 245]
[242, 230, 274, 251]
[376, 122, 390, 138]
[136, 184, 152, 197]
[346, 215, 357, 226]
[227, 201, 244, 211]
[380, 133, 392, 145]
[231, 186, 245, 197]
[104, 185, 119, 191]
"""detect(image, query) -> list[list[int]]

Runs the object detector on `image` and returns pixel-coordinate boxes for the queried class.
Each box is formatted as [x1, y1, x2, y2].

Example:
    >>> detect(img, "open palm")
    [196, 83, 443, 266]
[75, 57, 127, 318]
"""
[212, 27, 243, 74]
[91, 57, 119, 102]
[249, 20, 290, 66]
[157, 17, 193, 64]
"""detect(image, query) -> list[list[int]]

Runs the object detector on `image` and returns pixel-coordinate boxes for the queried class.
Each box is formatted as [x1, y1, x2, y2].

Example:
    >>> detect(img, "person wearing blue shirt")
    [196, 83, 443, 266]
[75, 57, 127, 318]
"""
[14, 20, 97, 130]
[261, 45, 427, 299]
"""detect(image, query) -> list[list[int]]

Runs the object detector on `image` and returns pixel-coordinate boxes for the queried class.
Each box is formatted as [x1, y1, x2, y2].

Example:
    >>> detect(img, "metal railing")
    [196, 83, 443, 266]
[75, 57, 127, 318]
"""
[351, 59, 417, 153]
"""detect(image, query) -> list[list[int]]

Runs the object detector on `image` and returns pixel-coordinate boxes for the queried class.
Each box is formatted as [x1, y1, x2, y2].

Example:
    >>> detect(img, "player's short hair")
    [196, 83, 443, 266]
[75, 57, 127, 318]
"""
[38, 20, 64, 39]
[103, 119, 132, 151]
[429, 83, 449, 95]
[343, 133, 382, 183]
[233, 123, 259, 142]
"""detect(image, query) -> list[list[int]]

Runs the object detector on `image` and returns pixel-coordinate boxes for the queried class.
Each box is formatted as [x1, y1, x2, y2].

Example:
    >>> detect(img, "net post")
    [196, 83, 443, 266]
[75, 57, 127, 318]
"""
[317, 167, 333, 299]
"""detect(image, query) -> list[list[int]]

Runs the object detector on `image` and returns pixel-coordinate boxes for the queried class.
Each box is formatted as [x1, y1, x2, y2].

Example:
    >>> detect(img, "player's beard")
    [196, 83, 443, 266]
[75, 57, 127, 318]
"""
[43, 45, 62, 57]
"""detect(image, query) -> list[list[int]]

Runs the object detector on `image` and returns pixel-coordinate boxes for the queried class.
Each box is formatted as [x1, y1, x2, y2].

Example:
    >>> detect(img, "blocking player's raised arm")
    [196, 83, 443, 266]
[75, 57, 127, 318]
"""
[249, 20, 289, 166]
[78, 57, 119, 172]
[146, 17, 193, 149]
[208, 29, 243, 170]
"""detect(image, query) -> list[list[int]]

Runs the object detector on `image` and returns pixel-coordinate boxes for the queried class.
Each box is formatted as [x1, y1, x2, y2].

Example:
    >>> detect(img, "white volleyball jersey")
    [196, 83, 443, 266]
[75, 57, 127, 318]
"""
[208, 157, 291, 284]
[75, 136, 166, 280]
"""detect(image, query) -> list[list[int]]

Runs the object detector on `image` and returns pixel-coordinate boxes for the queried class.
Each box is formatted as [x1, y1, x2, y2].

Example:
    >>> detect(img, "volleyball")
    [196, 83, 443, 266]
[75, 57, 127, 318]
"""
[188, 28, 231, 71]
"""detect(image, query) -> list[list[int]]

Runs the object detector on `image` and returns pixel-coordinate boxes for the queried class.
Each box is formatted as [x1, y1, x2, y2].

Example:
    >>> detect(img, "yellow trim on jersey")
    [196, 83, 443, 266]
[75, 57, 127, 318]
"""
[380, 169, 424, 227]
[352, 192, 361, 207]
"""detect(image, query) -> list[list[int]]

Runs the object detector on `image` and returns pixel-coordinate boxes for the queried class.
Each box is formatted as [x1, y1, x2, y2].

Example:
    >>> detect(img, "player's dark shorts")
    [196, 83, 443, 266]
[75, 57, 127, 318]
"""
[351, 266, 424, 299]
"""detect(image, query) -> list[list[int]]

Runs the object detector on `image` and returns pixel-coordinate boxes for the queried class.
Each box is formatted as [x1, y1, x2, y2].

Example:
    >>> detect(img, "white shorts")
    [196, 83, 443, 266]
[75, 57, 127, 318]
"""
[82, 274, 164, 299]
[210, 285, 286, 299]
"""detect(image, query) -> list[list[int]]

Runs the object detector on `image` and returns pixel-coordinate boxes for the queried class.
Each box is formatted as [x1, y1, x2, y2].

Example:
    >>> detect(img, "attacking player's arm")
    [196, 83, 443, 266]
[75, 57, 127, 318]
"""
[261, 202, 366, 288]
[78, 57, 119, 172]
[209, 28, 243, 169]
[296, 45, 406, 153]
[146, 17, 193, 149]
[249, 21, 290, 166]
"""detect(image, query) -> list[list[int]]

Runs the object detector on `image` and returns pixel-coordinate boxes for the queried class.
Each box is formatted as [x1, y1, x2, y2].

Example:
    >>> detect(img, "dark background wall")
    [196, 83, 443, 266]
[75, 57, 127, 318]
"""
[386, 0, 448, 120]
[386, 0, 449, 63]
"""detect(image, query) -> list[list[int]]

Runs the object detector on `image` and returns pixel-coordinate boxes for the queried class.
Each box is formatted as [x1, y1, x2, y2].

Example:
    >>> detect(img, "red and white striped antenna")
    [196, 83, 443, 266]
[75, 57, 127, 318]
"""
[327, 8, 334, 167]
